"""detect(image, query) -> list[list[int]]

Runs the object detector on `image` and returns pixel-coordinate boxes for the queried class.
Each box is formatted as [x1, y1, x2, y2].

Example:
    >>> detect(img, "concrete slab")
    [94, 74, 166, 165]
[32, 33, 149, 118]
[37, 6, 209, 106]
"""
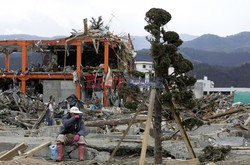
[0, 130, 28, 137]
[214, 136, 245, 146]
[0, 136, 110, 161]
[188, 124, 232, 136]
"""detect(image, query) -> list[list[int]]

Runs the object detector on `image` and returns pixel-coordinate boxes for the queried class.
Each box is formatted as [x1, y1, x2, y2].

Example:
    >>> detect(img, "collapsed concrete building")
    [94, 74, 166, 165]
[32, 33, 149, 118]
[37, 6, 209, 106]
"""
[0, 20, 134, 106]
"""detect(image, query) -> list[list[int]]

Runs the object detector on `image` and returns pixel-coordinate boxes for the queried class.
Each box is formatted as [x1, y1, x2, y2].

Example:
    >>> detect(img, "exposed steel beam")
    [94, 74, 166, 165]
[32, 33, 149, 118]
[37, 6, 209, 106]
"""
[0, 73, 73, 79]
[0, 39, 118, 46]
[21, 80, 26, 93]
[76, 41, 82, 99]
[103, 42, 109, 107]
[5, 52, 10, 70]
[21, 41, 29, 93]
[21, 42, 28, 73]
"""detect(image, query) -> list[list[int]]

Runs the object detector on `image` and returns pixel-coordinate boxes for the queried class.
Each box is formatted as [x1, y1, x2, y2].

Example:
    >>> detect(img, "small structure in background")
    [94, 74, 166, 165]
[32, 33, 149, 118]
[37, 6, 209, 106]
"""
[194, 76, 250, 99]
[134, 51, 174, 90]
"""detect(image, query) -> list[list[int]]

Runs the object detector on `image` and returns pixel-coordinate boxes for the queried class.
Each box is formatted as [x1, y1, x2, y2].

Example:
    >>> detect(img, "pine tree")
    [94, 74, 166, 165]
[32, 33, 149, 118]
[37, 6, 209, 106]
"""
[144, 8, 196, 163]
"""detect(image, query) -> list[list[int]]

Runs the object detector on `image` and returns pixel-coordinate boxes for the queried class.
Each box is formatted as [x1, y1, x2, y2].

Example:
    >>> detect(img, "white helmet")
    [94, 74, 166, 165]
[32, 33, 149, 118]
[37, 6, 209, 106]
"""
[69, 106, 82, 114]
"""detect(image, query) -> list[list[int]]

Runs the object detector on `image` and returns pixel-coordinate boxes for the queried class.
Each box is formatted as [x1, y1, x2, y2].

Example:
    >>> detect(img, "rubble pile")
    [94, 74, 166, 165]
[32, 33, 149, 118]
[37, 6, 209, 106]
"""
[0, 89, 46, 129]
[195, 94, 233, 118]
[198, 145, 232, 163]
[192, 93, 250, 125]
[0, 89, 141, 131]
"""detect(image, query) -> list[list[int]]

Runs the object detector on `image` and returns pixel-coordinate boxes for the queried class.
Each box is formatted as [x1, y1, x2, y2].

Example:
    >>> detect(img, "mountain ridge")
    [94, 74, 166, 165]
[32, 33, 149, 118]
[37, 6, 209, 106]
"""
[132, 34, 198, 50]
[0, 33, 198, 50]
[182, 31, 250, 52]
[0, 34, 66, 40]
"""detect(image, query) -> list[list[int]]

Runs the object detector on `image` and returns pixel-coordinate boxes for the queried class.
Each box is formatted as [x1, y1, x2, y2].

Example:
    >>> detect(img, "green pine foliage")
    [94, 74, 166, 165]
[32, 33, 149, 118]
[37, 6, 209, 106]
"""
[145, 8, 196, 108]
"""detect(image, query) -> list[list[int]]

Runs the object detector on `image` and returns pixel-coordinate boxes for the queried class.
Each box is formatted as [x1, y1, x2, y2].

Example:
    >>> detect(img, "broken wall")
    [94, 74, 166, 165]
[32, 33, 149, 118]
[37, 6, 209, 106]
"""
[43, 80, 76, 104]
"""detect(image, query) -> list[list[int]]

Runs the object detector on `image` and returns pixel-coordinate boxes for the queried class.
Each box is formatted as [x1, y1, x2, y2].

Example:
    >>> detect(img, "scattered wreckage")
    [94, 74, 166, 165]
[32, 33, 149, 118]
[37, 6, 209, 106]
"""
[1, 88, 250, 164]
[1, 19, 250, 164]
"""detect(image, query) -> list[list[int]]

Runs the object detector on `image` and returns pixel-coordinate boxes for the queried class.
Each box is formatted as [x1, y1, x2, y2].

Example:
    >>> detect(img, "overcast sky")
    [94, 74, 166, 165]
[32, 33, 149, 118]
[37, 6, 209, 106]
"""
[0, 0, 249, 37]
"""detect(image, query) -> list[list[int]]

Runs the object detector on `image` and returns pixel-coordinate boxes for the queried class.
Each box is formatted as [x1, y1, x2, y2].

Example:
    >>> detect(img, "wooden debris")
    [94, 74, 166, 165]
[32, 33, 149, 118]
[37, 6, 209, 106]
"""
[205, 107, 246, 120]
[231, 146, 250, 150]
[0, 150, 7, 157]
[22, 141, 51, 158]
[85, 117, 146, 127]
[161, 130, 180, 141]
[32, 106, 49, 129]
[110, 139, 142, 143]
[244, 113, 250, 126]
[106, 97, 149, 164]
[0, 90, 46, 129]
[170, 106, 196, 159]
[234, 123, 249, 130]
[0, 143, 27, 161]
[139, 89, 156, 165]
[83, 18, 88, 35]
[165, 158, 200, 165]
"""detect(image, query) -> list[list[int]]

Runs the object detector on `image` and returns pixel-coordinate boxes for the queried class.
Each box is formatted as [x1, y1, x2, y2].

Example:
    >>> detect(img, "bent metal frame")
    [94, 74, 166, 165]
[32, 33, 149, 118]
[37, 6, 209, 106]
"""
[0, 38, 117, 107]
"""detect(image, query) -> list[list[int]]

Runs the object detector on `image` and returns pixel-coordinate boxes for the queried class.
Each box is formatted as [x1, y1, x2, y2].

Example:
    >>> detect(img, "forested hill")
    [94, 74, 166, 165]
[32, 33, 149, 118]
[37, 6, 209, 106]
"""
[135, 48, 250, 67]
[132, 34, 198, 50]
[180, 47, 250, 67]
[135, 48, 250, 87]
[191, 63, 250, 87]
[182, 32, 250, 53]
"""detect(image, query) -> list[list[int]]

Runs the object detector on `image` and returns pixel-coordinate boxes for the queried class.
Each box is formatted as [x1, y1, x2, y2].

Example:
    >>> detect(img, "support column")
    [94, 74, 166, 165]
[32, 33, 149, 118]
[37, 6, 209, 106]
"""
[21, 79, 26, 94]
[21, 42, 28, 93]
[5, 51, 10, 71]
[76, 41, 82, 99]
[103, 42, 109, 107]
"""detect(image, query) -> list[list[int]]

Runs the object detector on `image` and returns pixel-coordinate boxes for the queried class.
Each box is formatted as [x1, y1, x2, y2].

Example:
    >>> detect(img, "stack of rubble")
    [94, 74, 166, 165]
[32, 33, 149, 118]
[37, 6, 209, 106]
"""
[0, 89, 46, 129]
[193, 93, 250, 125]
[0, 89, 139, 131]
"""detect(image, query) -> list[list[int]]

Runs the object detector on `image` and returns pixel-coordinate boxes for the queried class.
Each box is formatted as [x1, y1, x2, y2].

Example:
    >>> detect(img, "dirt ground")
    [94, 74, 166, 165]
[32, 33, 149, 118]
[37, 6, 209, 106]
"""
[2, 156, 250, 165]
[0, 158, 57, 165]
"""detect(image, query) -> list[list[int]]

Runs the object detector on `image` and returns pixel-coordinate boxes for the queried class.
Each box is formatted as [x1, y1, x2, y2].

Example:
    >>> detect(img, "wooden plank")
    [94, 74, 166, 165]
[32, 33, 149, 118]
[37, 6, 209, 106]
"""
[139, 89, 156, 165]
[244, 113, 250, 126]
[83, 18, 88, 34]
[0, 150, 7, 157]
[22, 141, 51, 158]
[170, 106, 196, 158]
[32, 106, 49, 130]
[205, 107, 244, 119]
[136, 115, 148, 120]
[110, 139, 142, 143]
[0, 143, 27, 161]
[85, 117, 146, 127]
[231, 146, 250, 150]
[165, 158, 200, 165]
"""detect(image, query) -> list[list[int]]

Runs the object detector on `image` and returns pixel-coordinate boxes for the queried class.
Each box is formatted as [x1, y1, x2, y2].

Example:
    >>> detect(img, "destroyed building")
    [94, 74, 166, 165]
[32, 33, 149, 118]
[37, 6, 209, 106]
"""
[0, 20, 134, 106]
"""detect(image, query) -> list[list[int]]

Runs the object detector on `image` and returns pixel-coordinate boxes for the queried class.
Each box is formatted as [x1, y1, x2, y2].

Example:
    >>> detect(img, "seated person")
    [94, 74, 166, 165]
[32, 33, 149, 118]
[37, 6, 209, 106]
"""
[56, 106, 87, 161]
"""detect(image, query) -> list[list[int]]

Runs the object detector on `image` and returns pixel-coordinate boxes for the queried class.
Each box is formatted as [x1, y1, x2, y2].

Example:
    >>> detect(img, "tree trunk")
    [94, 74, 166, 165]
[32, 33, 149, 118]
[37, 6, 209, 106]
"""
[154, 89, 162, 164]
[85, 117, 146, 127]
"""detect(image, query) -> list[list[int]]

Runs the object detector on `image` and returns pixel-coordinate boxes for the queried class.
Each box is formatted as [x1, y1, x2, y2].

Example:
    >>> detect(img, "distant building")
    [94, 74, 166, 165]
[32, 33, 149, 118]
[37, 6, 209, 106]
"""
[134, 52, 174, 81]
[134, 61, 154, 80]
[194, 76, 250, 98]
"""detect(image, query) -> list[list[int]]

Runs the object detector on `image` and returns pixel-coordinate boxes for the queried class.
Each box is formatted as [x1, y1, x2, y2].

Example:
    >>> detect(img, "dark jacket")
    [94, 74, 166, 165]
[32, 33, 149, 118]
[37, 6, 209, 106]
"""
[60, 113, 87, 136]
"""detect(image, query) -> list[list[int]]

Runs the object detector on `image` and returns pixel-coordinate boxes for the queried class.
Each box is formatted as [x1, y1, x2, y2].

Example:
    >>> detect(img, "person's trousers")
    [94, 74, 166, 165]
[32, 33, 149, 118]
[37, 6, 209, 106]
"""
[57, 134, 86, 145]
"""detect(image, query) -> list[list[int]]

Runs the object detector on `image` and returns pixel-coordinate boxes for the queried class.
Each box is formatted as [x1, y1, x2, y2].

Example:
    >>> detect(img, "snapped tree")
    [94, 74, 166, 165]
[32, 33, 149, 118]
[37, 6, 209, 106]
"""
[144, 8, 196, 164]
